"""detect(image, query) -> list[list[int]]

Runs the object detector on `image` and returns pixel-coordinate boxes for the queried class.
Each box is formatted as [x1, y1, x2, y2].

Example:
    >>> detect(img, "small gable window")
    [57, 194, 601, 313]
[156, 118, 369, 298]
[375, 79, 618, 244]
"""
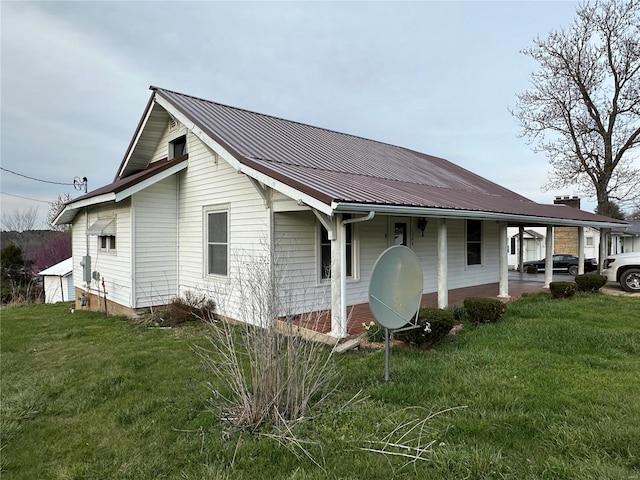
[169, 135, 187, 159]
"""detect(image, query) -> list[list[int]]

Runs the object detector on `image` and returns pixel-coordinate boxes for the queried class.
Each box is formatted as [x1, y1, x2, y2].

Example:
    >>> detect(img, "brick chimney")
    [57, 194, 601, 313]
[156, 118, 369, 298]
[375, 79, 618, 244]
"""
[553, 196, 581, 255]
[554, 195, 581, 209]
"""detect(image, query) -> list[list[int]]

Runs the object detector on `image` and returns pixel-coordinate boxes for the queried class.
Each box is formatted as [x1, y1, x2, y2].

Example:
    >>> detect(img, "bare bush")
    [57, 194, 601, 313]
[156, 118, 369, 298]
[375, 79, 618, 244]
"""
[194, 249, 341, 434]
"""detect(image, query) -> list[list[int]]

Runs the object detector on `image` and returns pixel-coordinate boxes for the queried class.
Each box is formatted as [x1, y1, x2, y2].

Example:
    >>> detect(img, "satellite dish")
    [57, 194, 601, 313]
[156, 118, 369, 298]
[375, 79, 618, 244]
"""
[369, 245, 424, 330]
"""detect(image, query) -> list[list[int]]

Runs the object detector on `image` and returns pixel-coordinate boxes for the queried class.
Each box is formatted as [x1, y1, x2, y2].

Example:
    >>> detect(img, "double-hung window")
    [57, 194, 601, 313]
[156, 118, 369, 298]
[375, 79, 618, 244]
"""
[319, 215, 354, 280]
[466, 219, 483, 266]
[205, 208, 228, 276]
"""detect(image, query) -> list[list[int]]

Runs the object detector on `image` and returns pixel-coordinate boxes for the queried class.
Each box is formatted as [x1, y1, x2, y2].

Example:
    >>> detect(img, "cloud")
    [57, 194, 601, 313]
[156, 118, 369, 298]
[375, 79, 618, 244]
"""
[2, 0, 600, 223]
[1, 3, 151, 219]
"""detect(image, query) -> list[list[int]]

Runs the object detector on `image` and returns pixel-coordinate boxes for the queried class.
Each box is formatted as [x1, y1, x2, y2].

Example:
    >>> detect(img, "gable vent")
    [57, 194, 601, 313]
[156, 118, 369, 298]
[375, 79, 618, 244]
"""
[168, 117, 178, 132]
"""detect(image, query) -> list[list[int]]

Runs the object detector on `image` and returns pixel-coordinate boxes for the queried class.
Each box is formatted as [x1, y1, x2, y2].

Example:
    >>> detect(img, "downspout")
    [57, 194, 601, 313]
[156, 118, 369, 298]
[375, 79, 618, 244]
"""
[338, 211, 375, 338]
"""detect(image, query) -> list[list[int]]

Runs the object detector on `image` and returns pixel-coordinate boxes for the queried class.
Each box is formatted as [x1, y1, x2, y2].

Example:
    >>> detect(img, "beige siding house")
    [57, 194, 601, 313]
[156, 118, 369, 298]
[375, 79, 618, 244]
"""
[55, 87, 626, 337]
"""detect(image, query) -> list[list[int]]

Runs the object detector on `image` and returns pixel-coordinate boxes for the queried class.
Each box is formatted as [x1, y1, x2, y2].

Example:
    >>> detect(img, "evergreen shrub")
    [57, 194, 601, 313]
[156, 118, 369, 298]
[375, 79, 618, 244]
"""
[574, 273, 607, 292]
[463, 297, 506, 323]
[396, 307, 455, 346]
[549, 281, 577, 299]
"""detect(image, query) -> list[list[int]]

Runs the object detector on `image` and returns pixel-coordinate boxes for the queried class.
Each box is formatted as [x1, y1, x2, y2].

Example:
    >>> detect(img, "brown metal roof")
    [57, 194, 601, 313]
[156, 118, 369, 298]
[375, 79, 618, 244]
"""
[72, 155, 188, 203]
[149, 87, 625, 225]
[58, 85, 616, 228]
[154, 87, 530, 203]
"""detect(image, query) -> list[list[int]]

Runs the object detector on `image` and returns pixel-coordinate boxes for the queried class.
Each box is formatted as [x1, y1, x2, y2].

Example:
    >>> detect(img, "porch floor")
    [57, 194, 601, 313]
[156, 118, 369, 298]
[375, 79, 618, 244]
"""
[289, 271, 565, 336]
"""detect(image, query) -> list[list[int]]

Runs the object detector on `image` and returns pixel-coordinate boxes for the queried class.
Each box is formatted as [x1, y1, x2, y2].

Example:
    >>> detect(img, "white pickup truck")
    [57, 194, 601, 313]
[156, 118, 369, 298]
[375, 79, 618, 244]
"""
[601, 252, 640, 292]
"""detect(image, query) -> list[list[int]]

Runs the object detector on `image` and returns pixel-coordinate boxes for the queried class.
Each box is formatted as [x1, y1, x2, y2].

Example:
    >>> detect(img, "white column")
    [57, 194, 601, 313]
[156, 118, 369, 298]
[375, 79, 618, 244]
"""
[330, 215, 344, 337]
[499, 222, 510, 299]
[578, 227, 585, 275]
[518, 226, 524, 278]
[437, 218, 448, 308]
[599, 228, 610, 272]
[544, 225, 554, 288]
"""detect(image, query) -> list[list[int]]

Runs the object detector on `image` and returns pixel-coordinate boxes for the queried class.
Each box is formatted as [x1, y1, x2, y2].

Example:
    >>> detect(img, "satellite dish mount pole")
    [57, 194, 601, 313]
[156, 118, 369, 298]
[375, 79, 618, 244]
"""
[385, 328, 391, 382]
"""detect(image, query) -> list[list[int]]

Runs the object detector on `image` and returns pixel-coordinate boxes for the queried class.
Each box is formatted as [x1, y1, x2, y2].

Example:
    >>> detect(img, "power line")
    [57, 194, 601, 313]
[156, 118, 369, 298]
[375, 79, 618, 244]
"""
[0, 191, 51, 204]
[0, 166, 75, 186]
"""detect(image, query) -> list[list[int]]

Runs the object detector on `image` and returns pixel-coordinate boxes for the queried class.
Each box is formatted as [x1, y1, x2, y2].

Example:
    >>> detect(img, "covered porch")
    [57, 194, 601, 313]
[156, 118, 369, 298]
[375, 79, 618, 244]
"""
[290, 271, 566, 337]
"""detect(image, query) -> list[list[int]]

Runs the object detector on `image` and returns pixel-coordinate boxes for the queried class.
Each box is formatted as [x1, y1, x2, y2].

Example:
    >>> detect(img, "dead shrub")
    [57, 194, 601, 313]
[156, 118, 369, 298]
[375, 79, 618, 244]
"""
[158, 291, 216, 326]
[194, 249, 341, 435]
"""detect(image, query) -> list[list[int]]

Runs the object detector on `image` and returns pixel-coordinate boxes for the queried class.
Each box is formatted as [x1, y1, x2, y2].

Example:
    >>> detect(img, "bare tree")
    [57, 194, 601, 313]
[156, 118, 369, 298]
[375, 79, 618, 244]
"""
[1, 207, 40, 232]
[47, 192, 73, 231]
[513, 0, 640, 216]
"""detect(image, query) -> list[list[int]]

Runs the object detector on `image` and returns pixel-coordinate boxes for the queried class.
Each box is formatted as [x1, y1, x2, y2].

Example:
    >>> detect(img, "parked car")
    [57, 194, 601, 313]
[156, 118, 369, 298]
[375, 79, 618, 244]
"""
[520, 254, 598, 276]
[601, 252, 640, 292]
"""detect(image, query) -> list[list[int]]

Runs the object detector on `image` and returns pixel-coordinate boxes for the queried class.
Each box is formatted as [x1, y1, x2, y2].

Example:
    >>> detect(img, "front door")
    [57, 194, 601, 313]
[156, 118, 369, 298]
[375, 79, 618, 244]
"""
[389, 218, 410, 247]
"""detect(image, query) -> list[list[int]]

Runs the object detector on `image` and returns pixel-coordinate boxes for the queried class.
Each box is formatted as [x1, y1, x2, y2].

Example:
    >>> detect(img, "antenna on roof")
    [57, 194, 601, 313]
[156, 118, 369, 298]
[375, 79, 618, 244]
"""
[74, 176, 88, 194]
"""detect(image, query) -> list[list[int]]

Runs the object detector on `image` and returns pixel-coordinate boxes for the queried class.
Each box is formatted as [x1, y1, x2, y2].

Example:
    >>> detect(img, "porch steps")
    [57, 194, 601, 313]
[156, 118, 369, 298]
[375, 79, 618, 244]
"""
[334, 337, 361, 353]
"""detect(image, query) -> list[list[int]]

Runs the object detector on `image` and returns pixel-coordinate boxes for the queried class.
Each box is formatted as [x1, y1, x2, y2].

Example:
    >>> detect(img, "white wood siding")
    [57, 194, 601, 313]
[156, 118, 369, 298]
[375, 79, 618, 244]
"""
[275, 214, 502, 313]
[445, 219, 499, 290]
[71, 201, 133, 307]
[150, 123, 188, 163]
[176, 133, 271, 323]
[132, 176, 178, 307]
[273, 211, 331, 315]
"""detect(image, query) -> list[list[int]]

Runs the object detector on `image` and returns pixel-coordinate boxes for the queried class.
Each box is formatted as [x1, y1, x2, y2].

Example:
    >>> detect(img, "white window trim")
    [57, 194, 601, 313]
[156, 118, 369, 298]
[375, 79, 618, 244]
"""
[316, 220, 359, 284]
[169, 134, 187, 160]
[203, 205, 230, 278]
[465, 219, 484, 268]
[99, 235, 117, 253]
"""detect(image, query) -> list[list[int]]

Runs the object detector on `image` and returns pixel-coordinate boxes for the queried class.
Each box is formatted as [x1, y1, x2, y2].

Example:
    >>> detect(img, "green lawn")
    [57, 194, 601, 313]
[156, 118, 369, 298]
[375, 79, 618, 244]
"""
[1, 293, 639, 479]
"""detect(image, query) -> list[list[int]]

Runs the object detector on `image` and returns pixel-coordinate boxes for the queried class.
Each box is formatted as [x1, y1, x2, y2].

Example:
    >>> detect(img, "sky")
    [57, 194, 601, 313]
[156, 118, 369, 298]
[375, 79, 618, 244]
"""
[1, 0, 608, 229]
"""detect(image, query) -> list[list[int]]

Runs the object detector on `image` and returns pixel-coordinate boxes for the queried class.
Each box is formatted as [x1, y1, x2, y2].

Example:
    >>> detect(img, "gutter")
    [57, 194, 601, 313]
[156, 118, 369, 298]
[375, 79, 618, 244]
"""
[331, 202, 626, 229]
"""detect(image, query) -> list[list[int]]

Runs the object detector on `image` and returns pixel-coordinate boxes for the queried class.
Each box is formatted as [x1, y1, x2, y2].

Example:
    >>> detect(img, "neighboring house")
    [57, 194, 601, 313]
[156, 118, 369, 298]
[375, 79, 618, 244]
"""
[38, 258, 74, 304]
[611, 220, 640, 254]
[507, 224, 601, 269]
[507, 229, 544, 268]
[54, 86, 626, 337]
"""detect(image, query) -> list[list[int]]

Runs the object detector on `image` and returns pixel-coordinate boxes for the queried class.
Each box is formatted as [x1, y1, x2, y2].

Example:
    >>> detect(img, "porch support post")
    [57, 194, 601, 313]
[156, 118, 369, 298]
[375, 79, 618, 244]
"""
[437, 218, 448, 308]
[599, 228, 610, 272]
[578, 227, 585, 275]
[338, 212, 375, 338]
[544, 225, 554, 288]
[329, 215, 343, 338]
[498, 222, 510, 299]
[518, 226, 524, 278]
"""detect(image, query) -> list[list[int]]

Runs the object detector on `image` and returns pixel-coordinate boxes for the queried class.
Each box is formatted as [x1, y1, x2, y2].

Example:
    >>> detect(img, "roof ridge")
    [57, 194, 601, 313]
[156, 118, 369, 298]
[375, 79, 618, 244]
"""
[150, 85, 445, 160]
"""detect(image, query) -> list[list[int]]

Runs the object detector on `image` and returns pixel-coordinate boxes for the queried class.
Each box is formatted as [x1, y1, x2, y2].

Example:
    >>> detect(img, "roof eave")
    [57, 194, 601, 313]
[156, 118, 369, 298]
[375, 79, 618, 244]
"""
[114, 91, 157, 181]
[54, 159, 189, 225]
[53, 193, 117, 225]
[332, 202, 627, 228]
